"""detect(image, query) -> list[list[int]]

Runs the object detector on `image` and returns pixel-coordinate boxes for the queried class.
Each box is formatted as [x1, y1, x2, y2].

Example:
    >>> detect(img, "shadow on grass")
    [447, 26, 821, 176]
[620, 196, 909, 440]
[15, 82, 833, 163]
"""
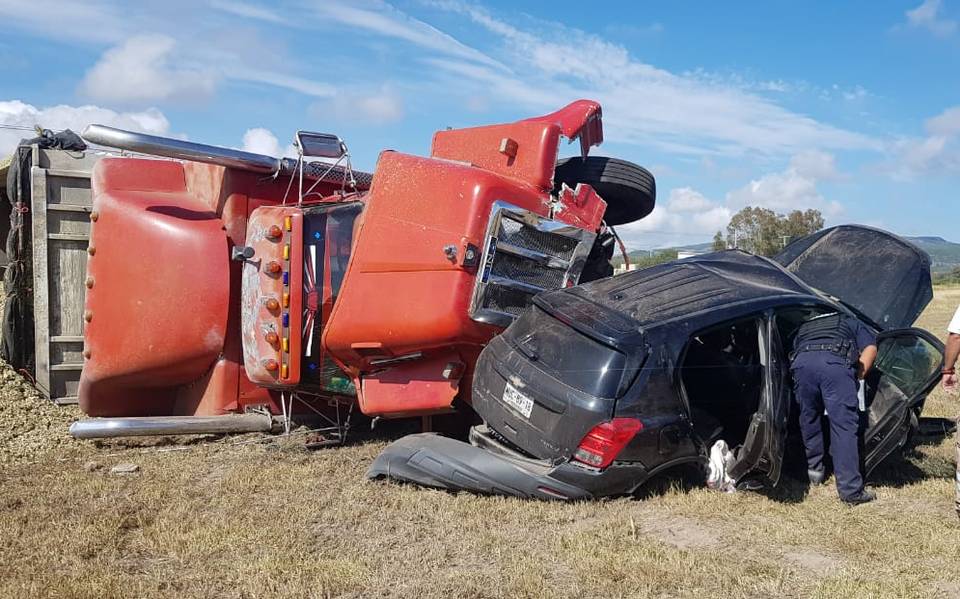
[91, 434, 227, 450]
[633, 464, 706, 501]
[914, 417, 957, 447]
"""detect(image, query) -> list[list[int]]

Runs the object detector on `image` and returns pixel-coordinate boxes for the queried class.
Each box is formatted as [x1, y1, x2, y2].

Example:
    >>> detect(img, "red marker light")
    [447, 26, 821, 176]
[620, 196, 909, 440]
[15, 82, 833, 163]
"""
[265, 331, 279, 346]
[267, 225, 283, 240]
[265, 261, 282, 274]
[264, 298, 280, 311]
[263, 359, 279, 372]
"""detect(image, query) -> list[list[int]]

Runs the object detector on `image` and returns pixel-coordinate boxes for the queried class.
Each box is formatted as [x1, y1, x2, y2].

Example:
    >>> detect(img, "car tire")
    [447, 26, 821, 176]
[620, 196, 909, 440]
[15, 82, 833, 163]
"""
[553, 157, 656, 226]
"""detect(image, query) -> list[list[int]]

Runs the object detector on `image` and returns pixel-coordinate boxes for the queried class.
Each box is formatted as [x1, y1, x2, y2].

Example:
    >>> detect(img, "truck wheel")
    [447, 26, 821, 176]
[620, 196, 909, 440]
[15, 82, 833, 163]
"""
[553, 157, 656, 226]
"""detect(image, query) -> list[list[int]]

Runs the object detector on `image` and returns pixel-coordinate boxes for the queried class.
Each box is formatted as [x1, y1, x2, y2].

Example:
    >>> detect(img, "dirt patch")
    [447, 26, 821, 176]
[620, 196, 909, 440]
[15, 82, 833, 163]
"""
[640, 515, 719, 550]
[783, 550, 844, 576]
[0, 360, 80, 465]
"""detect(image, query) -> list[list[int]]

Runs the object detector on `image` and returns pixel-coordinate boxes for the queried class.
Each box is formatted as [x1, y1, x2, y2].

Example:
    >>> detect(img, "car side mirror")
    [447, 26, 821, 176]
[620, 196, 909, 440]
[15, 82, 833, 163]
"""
[295, 131, 346, 159]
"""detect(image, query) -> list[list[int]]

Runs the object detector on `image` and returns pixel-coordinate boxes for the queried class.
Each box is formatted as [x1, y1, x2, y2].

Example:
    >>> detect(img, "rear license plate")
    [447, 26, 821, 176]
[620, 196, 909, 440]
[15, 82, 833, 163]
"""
[502, 382, 534, 418]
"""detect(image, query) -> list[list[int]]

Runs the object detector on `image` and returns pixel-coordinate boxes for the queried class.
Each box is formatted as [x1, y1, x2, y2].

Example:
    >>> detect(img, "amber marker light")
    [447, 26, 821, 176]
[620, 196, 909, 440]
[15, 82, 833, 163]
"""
[282, 291, 290, 307]
[280, 364, 289, 378]
[283, 244, 290, 260]
[265, 331, 279, 346]
[284, 215, 292, 231]
[265, 298, 280, 311]
[282, 337, 289, 352]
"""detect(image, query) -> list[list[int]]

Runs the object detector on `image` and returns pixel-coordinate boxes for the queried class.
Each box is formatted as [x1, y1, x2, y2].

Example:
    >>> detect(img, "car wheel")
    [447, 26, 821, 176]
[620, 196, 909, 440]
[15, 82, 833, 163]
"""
[553, 157, 656, 226]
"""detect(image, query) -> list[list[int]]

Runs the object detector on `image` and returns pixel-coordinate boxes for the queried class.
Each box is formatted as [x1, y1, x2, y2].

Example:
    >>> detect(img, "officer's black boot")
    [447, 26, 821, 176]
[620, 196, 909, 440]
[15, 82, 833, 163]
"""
[842, 488, 876, 505]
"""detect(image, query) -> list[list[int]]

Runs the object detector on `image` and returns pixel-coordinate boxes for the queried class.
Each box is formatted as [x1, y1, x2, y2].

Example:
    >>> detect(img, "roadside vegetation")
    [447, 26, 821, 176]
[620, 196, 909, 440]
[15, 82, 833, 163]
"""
[934, 267, 960, 286]
[0, 290, 958, 598]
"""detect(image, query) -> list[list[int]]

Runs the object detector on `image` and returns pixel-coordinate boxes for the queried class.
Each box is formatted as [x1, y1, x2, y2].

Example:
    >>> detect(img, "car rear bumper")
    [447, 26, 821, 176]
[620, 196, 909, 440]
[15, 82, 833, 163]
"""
[367, 426, 651, 500]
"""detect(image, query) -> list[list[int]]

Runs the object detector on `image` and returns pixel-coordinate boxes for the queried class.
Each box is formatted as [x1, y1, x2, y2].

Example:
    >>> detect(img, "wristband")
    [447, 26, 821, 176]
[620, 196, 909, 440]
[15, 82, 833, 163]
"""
[943, 368, 956, 375]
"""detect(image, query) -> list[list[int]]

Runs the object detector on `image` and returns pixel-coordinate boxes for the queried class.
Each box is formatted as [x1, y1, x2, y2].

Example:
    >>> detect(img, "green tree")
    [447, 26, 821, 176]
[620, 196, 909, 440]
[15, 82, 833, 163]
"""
[628, 249, 678, 269]
[781, 209, 825, 244]
[712, 230, 727, 251]
[714, 206, 824, 257]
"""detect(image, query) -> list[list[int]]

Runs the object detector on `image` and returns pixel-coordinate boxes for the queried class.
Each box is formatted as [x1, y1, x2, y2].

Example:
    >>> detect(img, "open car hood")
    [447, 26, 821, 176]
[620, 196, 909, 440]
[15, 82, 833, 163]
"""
[774, 225, 932, 330]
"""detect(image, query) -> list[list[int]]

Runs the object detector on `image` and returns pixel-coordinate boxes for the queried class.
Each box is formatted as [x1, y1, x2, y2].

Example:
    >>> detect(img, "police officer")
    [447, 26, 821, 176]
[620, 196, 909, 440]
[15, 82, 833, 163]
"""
[790, 311, 878, 504]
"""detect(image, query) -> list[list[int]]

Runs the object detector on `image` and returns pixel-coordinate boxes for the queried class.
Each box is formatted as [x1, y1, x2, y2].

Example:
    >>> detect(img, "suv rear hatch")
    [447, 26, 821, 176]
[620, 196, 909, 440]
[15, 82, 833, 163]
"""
[472, 298, 644, 461]
[774, 225, 932, 330]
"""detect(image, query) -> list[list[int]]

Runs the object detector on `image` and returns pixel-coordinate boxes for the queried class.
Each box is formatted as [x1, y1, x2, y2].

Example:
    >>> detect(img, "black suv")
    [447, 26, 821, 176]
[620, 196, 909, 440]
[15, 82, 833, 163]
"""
[369, 226, 943, 499]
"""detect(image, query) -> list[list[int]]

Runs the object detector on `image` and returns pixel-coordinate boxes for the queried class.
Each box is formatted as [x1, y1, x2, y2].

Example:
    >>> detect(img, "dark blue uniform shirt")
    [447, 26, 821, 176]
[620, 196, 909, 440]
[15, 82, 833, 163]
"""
[848, 316, 878, 357]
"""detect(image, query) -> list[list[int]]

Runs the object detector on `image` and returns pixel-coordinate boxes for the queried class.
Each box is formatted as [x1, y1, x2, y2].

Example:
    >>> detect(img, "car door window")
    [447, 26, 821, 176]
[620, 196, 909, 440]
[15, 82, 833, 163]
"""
[862, 329, 944, 475]
[872, 334, 942, 399]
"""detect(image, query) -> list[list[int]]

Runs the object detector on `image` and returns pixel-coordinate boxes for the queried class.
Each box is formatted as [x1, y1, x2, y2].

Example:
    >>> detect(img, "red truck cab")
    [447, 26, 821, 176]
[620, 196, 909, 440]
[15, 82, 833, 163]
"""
[74, 101, 650, 437]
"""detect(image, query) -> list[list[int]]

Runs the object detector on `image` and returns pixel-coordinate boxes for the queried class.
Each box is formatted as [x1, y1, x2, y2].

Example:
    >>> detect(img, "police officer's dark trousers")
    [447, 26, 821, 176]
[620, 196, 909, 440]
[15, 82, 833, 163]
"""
[791, 351, 864, 499]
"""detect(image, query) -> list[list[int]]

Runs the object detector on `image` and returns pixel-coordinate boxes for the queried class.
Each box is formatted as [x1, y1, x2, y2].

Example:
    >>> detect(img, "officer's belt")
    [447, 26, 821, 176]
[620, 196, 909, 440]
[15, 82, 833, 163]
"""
[797, 343, 846, 353]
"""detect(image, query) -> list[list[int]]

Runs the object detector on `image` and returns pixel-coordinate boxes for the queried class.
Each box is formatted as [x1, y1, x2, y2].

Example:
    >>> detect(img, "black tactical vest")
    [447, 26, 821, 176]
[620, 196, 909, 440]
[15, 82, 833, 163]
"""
[792, 313, 858, 364]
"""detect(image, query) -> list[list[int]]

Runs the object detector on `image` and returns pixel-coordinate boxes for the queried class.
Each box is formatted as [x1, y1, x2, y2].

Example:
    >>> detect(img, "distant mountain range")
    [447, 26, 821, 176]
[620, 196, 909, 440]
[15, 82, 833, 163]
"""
[904, 236, 960, 272]
[617, 235, 960, 273]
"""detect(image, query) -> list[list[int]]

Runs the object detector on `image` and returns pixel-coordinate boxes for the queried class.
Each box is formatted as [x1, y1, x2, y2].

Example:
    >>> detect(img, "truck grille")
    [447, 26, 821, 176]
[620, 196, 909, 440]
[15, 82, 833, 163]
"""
[469, 201, 595, 327]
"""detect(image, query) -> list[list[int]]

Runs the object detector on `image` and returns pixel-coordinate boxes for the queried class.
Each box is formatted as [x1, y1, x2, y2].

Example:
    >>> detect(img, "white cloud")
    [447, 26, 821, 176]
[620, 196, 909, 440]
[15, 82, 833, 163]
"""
[424, 2, 879, 158]
[0, 0, 127, 43]
[718, 152, 844, 218]
[0, 100, 170, 156]
[905, 0, 958, 36]
[614, 151, 846, 249]
[616, 187, 731, 249]
[890, 135, 959, 179]
[241, 128, 281, 156]
[239, 127, 300, 158]
[725, 159, 843, 217]
[926, 106, 960, 136]
[312, 86, 405, 125]
[308, 0, 503, 69]
[209, 0, 285, 23]
[790, 150, 841, 180]
[888, 105, 960, 179]
[80, 35, 217, 105]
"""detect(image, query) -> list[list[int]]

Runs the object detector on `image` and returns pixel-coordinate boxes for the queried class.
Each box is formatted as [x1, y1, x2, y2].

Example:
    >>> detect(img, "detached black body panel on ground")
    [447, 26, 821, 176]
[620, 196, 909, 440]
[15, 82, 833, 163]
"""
[370, 226, 944, 499]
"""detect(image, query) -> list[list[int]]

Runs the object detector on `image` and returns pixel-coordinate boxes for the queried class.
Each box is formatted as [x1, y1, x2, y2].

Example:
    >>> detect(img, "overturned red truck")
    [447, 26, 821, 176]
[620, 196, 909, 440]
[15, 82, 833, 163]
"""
[69, 101, 655, 439]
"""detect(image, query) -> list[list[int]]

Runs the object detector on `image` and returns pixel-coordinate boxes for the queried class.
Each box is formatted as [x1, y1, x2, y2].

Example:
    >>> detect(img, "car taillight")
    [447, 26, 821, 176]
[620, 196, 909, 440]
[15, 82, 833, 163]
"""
[572, 418, 643, 469]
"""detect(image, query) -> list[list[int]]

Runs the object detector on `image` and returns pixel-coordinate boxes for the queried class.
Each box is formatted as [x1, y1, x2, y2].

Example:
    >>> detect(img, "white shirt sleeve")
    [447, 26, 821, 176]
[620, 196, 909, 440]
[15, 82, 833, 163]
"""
[949, 304, 960, 335]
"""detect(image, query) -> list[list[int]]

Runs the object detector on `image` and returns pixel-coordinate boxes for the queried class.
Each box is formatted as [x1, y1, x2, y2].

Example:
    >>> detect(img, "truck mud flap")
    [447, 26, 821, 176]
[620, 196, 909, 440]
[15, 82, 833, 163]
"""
[367, 433, 592, 501]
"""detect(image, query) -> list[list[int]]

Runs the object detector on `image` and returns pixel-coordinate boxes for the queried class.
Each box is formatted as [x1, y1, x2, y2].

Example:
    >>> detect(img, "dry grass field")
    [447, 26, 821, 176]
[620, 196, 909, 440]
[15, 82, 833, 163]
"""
[1, 290, 959, 598]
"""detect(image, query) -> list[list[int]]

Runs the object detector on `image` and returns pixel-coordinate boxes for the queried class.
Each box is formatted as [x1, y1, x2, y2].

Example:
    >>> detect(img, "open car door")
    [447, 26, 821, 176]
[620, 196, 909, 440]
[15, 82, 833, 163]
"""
[728, 313, 790, 487]
[774, 225, 932, 330]
[862, 328, 944, 476]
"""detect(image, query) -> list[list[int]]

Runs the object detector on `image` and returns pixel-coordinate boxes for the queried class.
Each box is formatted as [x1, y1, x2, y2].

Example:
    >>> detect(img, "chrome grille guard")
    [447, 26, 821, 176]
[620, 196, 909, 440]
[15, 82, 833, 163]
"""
[469, 201, 596, 327]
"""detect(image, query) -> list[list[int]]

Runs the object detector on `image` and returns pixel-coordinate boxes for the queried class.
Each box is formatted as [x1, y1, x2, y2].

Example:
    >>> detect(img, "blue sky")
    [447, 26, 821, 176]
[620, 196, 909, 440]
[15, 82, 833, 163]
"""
[1, 0, 958, 249]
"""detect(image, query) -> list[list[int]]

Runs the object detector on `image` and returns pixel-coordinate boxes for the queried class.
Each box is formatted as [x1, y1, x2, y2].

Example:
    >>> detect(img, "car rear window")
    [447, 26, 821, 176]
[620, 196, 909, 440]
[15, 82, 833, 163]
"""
[506, 306, 630, 399]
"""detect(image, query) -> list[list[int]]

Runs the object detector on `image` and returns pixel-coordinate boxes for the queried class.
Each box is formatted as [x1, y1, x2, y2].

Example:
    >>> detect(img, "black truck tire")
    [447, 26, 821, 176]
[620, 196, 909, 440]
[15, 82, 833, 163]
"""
[553, 157, 656, 226]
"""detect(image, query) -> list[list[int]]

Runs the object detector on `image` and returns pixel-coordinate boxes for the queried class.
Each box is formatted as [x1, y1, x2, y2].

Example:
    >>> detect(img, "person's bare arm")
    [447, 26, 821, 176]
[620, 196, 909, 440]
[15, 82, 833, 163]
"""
[857, 344, 878, 380]
[942, 332, 960, 392]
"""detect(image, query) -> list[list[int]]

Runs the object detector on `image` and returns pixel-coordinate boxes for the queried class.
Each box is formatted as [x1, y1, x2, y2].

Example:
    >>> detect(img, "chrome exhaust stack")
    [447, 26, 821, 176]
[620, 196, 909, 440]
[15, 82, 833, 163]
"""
[69, 413, 276, 439]
[82, 124, 282, 173]
[80, 125, 373, 188]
